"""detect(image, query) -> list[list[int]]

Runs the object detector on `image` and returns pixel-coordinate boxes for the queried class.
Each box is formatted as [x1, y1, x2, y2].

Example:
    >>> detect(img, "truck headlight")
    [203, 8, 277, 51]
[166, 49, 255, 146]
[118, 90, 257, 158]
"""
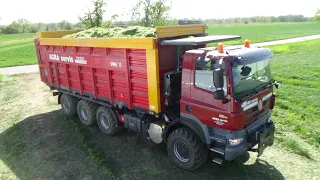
[228, 138, 244, 146]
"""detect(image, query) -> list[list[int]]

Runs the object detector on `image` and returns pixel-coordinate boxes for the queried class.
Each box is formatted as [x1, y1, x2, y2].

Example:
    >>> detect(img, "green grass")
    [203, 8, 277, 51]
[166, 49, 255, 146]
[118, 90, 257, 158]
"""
[276, 137, 311, 159]
[268, 39, 320, 156]
[207, 22, 320, 45]
[0, 33, 34, 43]
[0, 22, 319, 67]
[0, 41, 37, 67]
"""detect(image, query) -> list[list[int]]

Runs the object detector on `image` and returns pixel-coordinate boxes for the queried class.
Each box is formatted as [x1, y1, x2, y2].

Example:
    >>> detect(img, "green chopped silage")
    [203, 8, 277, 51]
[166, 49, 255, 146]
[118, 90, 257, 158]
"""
[62, 26, 155, 38]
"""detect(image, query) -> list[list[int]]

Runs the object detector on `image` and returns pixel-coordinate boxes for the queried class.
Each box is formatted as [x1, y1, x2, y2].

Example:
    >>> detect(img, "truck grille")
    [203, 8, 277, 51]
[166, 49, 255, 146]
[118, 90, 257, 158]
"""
[245, 99, 270, 123]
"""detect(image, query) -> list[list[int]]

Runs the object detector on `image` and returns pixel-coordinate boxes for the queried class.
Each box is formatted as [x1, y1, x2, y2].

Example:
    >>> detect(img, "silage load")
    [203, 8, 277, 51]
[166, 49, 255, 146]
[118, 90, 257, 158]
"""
[63, 26, 155, 38]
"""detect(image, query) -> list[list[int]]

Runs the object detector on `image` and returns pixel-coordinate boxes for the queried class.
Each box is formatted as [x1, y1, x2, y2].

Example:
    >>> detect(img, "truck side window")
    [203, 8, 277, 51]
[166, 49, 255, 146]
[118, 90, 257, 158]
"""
[194, 57, 227, 94]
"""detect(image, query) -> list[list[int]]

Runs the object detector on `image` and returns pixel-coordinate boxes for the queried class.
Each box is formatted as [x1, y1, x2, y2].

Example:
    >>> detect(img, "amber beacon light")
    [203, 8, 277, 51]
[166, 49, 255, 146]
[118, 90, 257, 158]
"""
[244, 39, 251, 48]
[217, 43, 224, 53]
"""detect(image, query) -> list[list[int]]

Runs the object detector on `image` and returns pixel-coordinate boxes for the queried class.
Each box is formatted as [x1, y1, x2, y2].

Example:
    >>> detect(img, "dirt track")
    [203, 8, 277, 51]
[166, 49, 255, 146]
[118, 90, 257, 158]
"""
[1, 73, 319, 180]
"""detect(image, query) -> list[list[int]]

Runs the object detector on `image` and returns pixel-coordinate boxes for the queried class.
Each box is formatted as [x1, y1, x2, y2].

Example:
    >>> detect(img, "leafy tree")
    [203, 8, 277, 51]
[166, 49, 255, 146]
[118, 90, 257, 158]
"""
[73, 22, 83, 29]
[58, 20, 73, 30]
[101, 14, 118, 28]
[130, 0, 171, 27]
[314, 9, 320, 21]
[79, 0, 106, 29]
[17, 18, 30, 33]
[1, 21, 20, 34]
[28, 24, 38, 33]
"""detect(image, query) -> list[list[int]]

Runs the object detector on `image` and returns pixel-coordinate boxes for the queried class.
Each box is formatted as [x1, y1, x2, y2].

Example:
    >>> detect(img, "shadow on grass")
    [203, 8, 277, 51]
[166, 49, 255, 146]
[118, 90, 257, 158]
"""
[0, 110, 285, 180]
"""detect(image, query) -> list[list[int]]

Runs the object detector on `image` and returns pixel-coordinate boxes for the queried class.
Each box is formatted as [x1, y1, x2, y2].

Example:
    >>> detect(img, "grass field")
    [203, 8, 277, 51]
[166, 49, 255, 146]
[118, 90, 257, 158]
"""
[0, 22, 320, 68]
[207, 22, 320, 45]
[268, 40, 320, 157]
[0, 33, 34, 43]
[0, 33, 36, 68]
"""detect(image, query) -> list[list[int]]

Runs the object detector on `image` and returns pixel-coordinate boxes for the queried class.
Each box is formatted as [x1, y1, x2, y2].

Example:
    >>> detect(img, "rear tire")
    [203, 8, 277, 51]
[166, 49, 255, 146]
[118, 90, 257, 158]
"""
[167, 128, 208, 170]
[77, 100, 97, 126]
[60, 94, 78, 116]
[96, 106, 123, 135]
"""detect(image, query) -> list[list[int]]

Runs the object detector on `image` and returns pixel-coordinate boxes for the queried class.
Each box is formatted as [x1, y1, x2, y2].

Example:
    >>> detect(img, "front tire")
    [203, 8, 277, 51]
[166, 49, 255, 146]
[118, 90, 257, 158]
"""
[60, 94, 78, 116]
[167, 128, 208, 170]
[77, 100, 97, 126]
[96, 106, 123, 135]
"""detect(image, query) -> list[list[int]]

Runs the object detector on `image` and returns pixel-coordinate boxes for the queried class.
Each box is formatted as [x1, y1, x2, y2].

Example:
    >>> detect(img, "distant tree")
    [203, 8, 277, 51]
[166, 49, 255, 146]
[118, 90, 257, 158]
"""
[130, 0, 171, 27]
[73, 22, 83, 29]
[28, 24, 38, 33]
[45, 24, 49, 31]
[79, 0, 106, 29]
[17, 18, 30, 33]
[164, 18, 178, 26]
[1, 21, 20, 34]
[314, 9, 320, 21]
[58, 20, 73, 30]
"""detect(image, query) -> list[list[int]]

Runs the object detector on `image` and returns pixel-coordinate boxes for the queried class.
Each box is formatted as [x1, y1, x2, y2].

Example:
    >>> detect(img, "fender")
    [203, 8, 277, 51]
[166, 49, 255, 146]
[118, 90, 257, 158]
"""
[164, 115, 210, 145]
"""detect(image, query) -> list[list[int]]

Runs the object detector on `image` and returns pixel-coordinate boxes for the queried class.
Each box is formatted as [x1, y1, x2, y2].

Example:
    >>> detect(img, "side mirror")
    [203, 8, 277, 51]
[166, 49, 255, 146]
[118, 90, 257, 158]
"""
[213, 68, 229, 103]
[213, 68, 224, 88]
[274, 81, 281, 89]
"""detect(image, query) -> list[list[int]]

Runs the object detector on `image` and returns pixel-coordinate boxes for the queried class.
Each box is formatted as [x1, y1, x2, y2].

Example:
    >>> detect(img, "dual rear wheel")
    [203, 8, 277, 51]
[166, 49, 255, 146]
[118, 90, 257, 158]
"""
[60, 94, 207, 170]
[60, 94, 122, 135]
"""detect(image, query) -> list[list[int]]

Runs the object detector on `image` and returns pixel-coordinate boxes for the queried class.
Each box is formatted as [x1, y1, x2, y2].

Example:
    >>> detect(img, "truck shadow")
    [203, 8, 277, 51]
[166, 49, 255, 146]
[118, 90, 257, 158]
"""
[0, 110, 285, 180]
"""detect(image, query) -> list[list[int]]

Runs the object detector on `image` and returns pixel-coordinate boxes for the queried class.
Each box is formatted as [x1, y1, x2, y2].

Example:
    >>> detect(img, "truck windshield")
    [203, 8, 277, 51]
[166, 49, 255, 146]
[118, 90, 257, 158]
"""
[232, 59, 272, 97]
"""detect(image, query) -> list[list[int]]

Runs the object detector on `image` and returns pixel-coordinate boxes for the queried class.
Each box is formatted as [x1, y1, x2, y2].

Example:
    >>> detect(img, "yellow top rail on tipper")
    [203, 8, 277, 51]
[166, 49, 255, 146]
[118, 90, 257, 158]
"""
[36, 25, 206, 50]
[155, 24, 205, 38]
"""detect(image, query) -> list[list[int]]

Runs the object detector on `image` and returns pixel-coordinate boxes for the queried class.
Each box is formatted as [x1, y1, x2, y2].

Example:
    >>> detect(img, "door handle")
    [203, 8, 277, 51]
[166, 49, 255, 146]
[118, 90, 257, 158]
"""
[186, 104, 192, 112]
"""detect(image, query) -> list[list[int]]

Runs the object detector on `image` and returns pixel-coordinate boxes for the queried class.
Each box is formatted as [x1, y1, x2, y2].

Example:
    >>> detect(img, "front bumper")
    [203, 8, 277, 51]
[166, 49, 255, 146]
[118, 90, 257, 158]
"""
[224, 120, 275, 161]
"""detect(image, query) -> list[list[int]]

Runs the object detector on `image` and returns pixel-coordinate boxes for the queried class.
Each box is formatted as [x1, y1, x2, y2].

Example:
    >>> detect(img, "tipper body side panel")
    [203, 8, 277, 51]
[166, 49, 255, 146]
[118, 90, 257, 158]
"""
[37, 43, 150, 111]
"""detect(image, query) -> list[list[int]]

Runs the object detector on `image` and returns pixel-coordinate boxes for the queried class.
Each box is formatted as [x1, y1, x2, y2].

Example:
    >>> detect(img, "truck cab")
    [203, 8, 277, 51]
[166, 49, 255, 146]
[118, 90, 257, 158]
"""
[161, 38, 279, 169]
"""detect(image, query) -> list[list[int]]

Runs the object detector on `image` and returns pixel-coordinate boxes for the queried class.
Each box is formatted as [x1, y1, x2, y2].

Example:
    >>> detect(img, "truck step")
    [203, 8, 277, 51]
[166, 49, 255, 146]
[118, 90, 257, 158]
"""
[210, 147, 225, 155]
[212, 158, 223, 165]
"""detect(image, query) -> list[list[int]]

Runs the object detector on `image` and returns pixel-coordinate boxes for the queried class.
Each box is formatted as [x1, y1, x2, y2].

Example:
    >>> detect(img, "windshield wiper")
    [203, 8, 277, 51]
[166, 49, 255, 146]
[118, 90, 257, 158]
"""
[235, 87, 259, 98]
[256, 80, 273, 90]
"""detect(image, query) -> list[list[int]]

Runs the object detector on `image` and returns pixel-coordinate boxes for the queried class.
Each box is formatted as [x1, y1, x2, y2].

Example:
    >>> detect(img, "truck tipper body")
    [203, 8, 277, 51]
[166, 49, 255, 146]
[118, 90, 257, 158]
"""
[35, 25, 279, 170]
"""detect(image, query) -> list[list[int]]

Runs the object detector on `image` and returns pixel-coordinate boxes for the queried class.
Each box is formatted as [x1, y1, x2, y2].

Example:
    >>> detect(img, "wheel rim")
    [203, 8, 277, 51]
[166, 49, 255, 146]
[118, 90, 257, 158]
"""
[173, 140, 190, 162]
[62, 99, 70, 112]
[80, 106, 88, 121]
[100, 114, 110, 129]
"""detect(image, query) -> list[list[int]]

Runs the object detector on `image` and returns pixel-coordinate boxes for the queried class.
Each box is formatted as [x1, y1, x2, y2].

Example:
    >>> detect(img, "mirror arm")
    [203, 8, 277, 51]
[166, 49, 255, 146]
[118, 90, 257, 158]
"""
[222, 98, 230, 104]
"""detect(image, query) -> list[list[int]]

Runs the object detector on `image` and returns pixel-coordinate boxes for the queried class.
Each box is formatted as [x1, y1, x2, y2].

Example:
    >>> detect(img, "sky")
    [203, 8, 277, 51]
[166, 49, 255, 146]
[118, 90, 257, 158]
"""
[0, 0, 319, 25]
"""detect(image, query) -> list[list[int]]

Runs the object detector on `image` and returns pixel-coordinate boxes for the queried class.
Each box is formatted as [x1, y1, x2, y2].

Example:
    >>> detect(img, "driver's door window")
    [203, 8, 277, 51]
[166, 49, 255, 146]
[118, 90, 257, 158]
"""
[194, 57, 227, 95]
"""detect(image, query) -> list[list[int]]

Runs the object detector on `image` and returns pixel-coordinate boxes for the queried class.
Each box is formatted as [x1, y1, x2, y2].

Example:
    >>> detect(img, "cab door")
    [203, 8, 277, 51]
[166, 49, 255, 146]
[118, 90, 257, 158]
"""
[181, 55, 232, 130]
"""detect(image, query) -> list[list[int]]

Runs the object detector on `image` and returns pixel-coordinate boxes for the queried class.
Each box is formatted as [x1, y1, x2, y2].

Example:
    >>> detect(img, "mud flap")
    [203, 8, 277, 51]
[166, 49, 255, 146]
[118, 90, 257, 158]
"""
[257, 123, 275, 157]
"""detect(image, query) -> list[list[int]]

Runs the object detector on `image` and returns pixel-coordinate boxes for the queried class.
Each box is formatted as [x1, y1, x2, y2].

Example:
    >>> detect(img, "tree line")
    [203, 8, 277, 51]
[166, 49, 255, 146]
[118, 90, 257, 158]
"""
[0, 19, 79, 34]
[204, 15, 314, 24]
[0, 0, 319, 34]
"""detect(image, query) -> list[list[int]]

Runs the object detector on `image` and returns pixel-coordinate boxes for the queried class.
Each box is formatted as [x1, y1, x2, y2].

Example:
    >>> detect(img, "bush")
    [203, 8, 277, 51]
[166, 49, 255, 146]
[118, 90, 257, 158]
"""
[1, 25, 19, 34]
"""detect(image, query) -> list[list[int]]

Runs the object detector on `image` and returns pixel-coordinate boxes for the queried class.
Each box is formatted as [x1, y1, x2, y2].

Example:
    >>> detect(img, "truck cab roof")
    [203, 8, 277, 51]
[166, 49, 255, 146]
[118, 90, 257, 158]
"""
[186, 46, 274, 65]
[160, 35, 241, 46]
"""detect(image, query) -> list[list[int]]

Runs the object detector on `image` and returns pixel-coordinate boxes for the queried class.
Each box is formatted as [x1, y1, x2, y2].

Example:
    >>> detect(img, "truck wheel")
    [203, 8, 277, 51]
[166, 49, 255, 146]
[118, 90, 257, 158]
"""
[167, 128, 208, 170]
[77, 100, 97, 126]
[60, 94, 78, 116]
[96, 107, 122, 135]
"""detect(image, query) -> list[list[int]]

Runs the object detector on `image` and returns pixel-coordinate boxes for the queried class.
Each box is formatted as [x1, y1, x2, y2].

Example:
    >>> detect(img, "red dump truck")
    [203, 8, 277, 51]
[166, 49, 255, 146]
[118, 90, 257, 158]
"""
[34, 25, 280, 170]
